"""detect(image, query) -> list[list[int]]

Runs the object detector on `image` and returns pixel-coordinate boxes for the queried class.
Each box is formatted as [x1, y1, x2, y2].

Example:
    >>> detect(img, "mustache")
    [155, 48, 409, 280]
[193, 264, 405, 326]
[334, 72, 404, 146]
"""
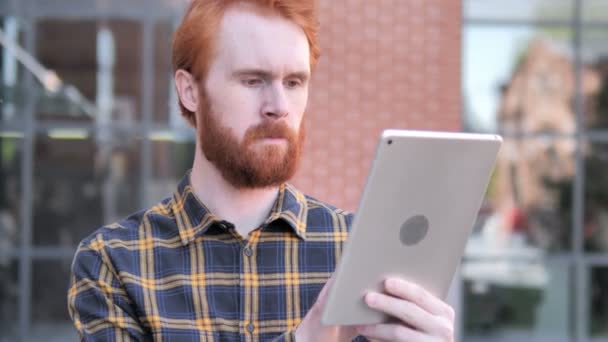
[246, 121, 294, 140]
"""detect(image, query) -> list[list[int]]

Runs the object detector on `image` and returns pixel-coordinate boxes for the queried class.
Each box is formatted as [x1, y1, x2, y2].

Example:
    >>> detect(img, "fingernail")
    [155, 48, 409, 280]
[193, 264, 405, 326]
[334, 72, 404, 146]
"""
[357, 325, 370, 333]
[366, 293, 377, 306]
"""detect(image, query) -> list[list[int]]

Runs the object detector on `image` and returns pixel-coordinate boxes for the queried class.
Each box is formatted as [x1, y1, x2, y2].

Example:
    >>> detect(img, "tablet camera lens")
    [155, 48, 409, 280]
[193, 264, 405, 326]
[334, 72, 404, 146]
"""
[388, 139, 393, 145]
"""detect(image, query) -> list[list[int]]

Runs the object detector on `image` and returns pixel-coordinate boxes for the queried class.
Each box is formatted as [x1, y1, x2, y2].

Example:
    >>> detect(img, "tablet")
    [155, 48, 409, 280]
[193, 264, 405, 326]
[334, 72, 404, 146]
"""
[321, 129, 502, 326]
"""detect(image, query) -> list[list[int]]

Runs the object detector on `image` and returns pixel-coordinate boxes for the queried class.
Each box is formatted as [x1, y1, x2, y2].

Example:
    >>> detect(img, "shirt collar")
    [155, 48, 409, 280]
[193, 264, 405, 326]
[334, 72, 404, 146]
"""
[264, 183, 308, 240]
[172, 171, 308, 246]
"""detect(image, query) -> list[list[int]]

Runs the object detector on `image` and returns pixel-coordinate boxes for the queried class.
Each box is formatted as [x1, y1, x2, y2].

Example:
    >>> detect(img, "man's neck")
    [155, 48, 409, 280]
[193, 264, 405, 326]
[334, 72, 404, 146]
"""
[190, 146, 280, 238]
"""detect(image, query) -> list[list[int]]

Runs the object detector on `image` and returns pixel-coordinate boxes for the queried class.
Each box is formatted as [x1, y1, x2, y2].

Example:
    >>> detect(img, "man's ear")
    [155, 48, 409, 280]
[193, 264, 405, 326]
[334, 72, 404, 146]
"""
[175, 69, 199, 113]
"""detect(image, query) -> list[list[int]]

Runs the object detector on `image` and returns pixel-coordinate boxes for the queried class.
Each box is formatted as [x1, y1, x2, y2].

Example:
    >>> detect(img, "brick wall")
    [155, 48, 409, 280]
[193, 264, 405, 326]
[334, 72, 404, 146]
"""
[293, 0, 462, 211]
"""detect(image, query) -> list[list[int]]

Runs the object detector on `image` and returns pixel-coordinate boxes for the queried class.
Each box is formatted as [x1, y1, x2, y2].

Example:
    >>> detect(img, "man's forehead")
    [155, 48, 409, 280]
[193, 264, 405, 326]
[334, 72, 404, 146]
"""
[214, 5, 310, 74]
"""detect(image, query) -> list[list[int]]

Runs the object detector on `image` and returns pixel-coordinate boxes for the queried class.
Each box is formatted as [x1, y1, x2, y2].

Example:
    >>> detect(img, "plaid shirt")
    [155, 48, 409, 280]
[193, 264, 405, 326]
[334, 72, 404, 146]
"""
[68, 172, 364, 341]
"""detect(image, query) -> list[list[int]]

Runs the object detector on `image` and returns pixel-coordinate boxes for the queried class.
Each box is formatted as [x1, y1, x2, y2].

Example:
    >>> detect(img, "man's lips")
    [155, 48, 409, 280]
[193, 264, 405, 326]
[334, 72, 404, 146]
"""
[259, 137, 286, 143]
[258, 134, 287, 140]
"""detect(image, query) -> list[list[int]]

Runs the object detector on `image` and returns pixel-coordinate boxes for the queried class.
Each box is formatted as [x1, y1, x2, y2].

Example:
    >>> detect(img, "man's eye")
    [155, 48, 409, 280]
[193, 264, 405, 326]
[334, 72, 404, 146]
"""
[243, 78, 263, 87]
[285, 79, 301, 88]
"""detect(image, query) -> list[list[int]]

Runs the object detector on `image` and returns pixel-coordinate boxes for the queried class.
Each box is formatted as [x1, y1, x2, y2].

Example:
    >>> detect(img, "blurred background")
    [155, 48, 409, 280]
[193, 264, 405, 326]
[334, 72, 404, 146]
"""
[0, 0, 607, 341]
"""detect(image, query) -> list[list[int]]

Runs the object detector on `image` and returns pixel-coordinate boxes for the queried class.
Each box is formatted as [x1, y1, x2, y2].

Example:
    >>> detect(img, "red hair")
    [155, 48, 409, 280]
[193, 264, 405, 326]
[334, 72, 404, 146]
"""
[172, 0, 320, 127]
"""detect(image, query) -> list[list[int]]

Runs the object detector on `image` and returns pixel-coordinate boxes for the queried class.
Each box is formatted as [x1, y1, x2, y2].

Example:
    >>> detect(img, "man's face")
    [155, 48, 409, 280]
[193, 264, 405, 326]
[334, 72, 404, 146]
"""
[198, 6, 311, 189]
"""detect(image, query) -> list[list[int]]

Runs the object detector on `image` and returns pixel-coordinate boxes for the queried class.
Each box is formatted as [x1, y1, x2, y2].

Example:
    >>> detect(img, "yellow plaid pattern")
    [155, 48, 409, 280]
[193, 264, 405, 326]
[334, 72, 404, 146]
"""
[67, 171, 357, 341]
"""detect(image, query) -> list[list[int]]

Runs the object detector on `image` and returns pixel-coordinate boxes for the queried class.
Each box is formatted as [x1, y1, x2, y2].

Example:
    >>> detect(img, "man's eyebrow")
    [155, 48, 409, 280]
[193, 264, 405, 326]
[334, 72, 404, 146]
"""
[232, 69, 310, 80]
[232, 69, 270, 78]
[287, 71, 310, 81]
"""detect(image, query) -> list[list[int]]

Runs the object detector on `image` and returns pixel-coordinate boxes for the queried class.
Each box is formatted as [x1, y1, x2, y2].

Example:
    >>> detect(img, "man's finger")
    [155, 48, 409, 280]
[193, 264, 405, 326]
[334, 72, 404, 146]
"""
[364, 292, 453, 337]
[356, 323, 432, 342]
[383, 278, 455, 320]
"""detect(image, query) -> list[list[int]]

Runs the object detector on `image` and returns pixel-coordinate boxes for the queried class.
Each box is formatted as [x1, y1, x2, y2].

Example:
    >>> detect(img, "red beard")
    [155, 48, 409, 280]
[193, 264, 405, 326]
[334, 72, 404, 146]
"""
[198, 101, 305, 189]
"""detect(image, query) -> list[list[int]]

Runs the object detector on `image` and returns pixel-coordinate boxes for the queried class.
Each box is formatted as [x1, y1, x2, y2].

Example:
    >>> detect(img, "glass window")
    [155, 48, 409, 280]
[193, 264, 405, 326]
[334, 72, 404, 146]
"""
[28, 0, 99, 17]
[583, 141, 608, 252]
[32, 132, 141, 247]
[31, 259, 77, 341]
[462, 259, 571, 341]
[35, 19, 142, 124]
[106, 19, 142, 123]
[1, 16, 26, 127]
[153, 18, 191, 129]
[0, 258, 18, 340]
[0, 3, 11, 14]
[0, 135, 21, 254]
[581, 28, 608, 130]
[582, 0, 608, 23]
[153, 21, 174, 125]
[146, 136, 194, 208]
[467, 137, 575, 253]
[591, 266, 608, 336]
[35, 19, 96, 123]
[464, 25, 574, 134]
[464, 0, 574, 22]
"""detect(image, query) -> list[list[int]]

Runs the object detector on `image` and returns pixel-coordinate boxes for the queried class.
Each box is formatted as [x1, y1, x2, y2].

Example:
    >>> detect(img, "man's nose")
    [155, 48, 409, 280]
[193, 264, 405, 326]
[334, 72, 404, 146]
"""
[261, 82, 289, 119]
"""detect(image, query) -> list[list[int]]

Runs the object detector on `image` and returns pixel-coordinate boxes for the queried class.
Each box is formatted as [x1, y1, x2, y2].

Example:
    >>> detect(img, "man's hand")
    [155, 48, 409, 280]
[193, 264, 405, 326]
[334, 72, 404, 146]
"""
[295, 277, 455, 342]
[355, 278, 455, 341]
[294, 278, 359, 342]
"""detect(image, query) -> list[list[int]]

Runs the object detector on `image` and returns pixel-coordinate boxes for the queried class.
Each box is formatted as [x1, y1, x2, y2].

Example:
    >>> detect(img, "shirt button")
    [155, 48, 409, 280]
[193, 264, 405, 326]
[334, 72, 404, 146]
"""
[246, 323, 254, 333]
[243, 247, 253, 257]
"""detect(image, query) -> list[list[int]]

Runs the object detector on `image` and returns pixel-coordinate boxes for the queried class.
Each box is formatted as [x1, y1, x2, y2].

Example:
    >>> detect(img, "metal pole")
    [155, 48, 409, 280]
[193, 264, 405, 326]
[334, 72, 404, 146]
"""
[17, 17, 36, 342]
[572, 1, 586, 341]
[139, 18, 154, 208]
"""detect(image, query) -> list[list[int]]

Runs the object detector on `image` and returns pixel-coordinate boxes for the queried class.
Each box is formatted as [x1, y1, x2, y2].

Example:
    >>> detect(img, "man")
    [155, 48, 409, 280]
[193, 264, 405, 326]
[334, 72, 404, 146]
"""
[68, 0, 455, 341]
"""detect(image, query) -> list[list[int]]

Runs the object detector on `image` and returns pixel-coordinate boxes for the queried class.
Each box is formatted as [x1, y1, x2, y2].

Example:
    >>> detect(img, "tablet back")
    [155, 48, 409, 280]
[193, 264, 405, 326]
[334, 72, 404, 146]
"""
[321, 129, 502, 326]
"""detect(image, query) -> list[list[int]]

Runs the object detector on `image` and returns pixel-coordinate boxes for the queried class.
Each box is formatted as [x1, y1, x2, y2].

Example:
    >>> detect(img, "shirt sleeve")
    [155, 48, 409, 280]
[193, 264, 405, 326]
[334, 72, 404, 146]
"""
[67, 239, 148, 341]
